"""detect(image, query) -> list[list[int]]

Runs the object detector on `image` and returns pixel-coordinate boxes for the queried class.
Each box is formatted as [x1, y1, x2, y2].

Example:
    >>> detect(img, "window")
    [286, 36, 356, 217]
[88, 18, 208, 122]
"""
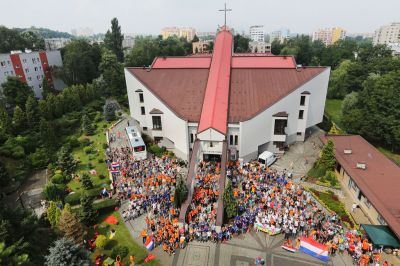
[348, 178, 357, 191]
[300, 95, 306, 106]
[140, 106, 145, 115]
[234, 135, 238, 145]
[364, 198, 371, 208]
[297, 132, 302, 136]
[152, 116, 162, 130]
[134, 145, 146, 152]
[25, 68, 29, 73]
[154, 137, 163, 144]
[0, 61, 5, 67]
[274, 119, 287, 135]
[139, 93, 144, 103]
[190, 133, 194, 143]
[10, 70, 14, 75]
[229, 135, 233, 145]
[7, 60, 11, 65]
[37, 75, 41, 80]
[34, 67, 38, 71]
[143, 127, 148, 131]
[32, 58, 36, 63]
[22, 59, 27, 63]
[27, 77, 32, 81]
[298, 110, 304, 119]
[4, 71, 8, 76]
[39, 84, 42, 88]
[273, 141, 285, 149]
[377, 214, 387, 225]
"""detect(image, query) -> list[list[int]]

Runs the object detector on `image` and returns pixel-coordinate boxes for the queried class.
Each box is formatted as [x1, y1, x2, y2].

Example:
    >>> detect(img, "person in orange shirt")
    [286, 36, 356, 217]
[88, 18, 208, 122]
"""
[141, 229, 147, 244]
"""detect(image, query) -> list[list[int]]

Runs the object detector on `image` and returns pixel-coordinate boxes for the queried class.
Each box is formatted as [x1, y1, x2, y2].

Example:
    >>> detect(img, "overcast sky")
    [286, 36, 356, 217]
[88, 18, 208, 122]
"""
[2, 0, 399, 35]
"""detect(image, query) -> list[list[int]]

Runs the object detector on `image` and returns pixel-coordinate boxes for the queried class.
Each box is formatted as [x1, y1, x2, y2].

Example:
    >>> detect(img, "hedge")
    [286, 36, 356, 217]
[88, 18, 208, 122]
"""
[65, 187, 103, 205]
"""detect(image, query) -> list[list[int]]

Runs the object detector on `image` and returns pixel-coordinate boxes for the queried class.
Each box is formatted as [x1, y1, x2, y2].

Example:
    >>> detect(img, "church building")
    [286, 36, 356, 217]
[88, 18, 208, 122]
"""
[125, 27, 330, 162]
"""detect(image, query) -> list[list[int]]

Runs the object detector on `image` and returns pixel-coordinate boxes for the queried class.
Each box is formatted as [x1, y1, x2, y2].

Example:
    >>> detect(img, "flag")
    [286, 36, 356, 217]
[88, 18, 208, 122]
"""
[145, 237, 154, 251]
[111, 162, 120, 169]
[110, 169, 119, 174]
[299, 237, 329, 262]
[144, 253, 156, 262]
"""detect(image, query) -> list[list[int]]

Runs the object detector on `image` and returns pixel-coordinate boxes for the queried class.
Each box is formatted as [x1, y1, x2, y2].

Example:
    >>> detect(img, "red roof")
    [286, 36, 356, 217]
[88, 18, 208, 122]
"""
[231, 56, 296, 68]
[321, 135, 400, 238]
[152, 57, 211, 69]
[197, 30, 232, 135]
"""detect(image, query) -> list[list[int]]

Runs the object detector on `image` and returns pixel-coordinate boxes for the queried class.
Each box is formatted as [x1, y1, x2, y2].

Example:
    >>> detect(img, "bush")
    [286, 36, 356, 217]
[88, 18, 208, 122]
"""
[111, 245, 129, 259]
[325, 171, 339, 187]
[95, 235, 107, 249]
[102, 143, 108, 149]
[72, 199, 117, 214]
[102, 124, 108, 128]
[66, 136, 80, 148]
[99, 174, 106, 180]
[28, 148, 50, 168]
[80, 138, 92, 147]
[51, 173, 65, 184]
[97, 158, 104, 163]
[307, 164, 326, 178]
[65, 187, 102, 205]
[44, 182, 66, 201]
[148, 144, 166, 157]
[83, 146, 94, 154]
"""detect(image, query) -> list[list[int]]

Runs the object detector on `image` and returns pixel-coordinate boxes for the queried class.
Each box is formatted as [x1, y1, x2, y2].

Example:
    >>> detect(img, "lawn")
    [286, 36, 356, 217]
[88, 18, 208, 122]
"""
[91, 211, 161, 266]
[377, 147, 400, 166]
[324, 99, 343, 129]
[68, 119, 111, 193]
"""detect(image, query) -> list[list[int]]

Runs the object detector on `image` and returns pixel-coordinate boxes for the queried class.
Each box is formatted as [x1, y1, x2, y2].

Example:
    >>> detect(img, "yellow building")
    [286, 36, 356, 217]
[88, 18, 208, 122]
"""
[192, 41, 212, 54]
[161, 27, 180, 39]
[331, 27, 346, 43]
[161, 27, 196, 42]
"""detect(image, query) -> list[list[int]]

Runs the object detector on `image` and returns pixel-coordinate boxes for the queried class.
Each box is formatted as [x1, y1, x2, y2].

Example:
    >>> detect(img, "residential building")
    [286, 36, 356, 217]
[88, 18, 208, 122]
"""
[0, 50, 65, 98]
[249, 41, 271, 53]
[270, 29, 290, 43]
[122, 36, 135, 50]
[196, 31, 216, 40]
[321, 135, 400, 240]
[45, 38, 71, 50]
[161, 27, 196, 42]
[192, 41, 212, 54]
[249, 25, 265, 42]
[313, 27, 346, 46]
[125, 27, 330, 162]
[373, 22, 400, 45]
[388, 43, 400, 57]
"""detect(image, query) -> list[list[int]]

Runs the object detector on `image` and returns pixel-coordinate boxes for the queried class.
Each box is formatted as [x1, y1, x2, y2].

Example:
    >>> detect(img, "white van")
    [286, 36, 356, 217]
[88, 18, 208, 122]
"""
[258, 151, 277, 167]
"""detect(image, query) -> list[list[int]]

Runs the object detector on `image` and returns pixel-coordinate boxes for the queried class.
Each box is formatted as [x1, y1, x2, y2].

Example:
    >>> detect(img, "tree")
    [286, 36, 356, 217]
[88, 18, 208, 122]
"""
[99, 49, 125, 95]
[81, 114, 94, 136]
[0, 241, 29, 266]
[25, 96, 39, 129]
[104, 18, 124, 62]
[191, 34, 199, 43]
[103, 102, 117, 121]
[58, 210, 87, 245]
[41, 79, 53, 99]
[233, 34, 250, 52]
[57, 40, 101, 85]
[81, 173, 93, 190]
[19, 31, 45, 50]
[223, 181, 238, 220]
[45, 237, 91, 266]
[12, 106, 26, 133]
[79, 194, 97, 226]
[57, 145, 76, 178]
[318, 139, 336, 170]
[174, 176, 188, 208]
[39, 118, 57, 152]
[0, 161, 9, 187]
[47, 201, 59, 227]
[0, 26, 27, 53]
[95, 235, 107, 249]
[328, 123, 343, 135]
[43, 182, 66, 202]
[1, 77, 34, 109]
[0, 106, 11, 139]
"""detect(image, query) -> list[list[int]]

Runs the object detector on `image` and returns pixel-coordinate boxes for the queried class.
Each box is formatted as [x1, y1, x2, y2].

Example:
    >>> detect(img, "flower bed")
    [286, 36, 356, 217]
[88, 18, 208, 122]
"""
[307, 187, 356, 229]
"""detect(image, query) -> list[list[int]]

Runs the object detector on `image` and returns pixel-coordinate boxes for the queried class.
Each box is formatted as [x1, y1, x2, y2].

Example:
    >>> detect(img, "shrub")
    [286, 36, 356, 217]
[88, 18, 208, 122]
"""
[97, 158, 104, 163]
[66, 136, 80, 148]
[28, 148, 50, 168]
[99, 174, 106, 180]
[111, 245, 129, 259]
[44, 182, 66, 201]
[307, 164, 326, 178]
[83, 146, 94, 154]
[102, 124, 108, 128]
[88, 162, 93, 169]
[51, 173, 65, 184]
[102, 143, 108, 149]
[93, 199, 118, 214]
[148, 144, 165, 157]
[80, 138, 92, 147]
[95, 235, 107, 249]
[65, 187, 102, 205]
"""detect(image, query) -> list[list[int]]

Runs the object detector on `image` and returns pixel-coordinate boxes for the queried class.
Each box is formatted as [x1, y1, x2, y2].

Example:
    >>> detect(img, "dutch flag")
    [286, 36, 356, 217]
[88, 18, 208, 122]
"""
[110, 169, 119, 174]
[299, 237, 329, 262]
[145, 237, 155, 251]
[111, 162, 120, 169]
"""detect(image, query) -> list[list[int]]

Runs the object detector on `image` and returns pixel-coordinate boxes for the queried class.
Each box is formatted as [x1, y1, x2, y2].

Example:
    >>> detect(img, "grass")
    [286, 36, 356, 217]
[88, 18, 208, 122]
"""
[90, 211, 161, 266]
[68, 119, 111, 193]
[324, 99, 344, 129]
[377, 147, 400, 166]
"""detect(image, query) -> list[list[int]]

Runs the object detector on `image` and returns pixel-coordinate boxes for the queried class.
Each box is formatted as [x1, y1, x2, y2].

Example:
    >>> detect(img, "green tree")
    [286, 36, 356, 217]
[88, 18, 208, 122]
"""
[223, 181, 238, 219]
[57, 145, 76, 178]
[19, 31, 45, 50]
[318, 139, 336, 170]
[0, 26, 27, 53]
[192, 34, 199, 43]
[1, 77, 34, 109]
[43, 182, 66, 202]
[12, 106, 26, 133]
[328, 123, 343, 135]
[47, 201, 58, 227]
[0, 241, 29, 266]
[41, 79, 53, 99]
[104, 18, 124, 62]
[81, 173, 93, 190]
[57, 40, 101, 85]
[81, 114, 95, 136]
[25, 96, 39, 129]
[45, 238, 91, 266]
[174, 176, 188, 208]
[79, 194, 97, 226]
[233, 34, 250, 52]
[0, 161, 9, 187]
[103, 102, 116, 121]
[39, 118, 57, 152]
[99, 49, 125, 95]
[0, 106, 11, 139]
[327, 60, 352, 98]
[58, 210, 87, 245]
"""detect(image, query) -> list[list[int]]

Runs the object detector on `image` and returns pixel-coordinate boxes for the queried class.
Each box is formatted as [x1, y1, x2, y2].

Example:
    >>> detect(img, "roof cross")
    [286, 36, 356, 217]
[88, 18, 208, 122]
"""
[219, 3, 232, 28]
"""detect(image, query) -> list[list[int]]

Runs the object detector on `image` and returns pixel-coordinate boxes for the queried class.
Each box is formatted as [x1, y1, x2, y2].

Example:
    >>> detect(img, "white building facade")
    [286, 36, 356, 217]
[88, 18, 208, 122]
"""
[373, 22, 400, 45]
[249, 25, 265, 42]
[249, 41, 271, 53]
[0, 50, 65, 98]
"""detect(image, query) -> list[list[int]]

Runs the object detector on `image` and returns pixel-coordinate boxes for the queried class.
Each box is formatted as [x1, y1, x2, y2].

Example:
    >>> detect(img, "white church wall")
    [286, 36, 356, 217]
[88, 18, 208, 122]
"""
[125, 69, 190, 160]
[239, 68, 330, 161]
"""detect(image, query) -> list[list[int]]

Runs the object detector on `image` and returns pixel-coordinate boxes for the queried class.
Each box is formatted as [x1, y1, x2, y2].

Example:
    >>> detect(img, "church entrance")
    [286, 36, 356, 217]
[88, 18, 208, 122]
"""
[203, 154, 221, 162]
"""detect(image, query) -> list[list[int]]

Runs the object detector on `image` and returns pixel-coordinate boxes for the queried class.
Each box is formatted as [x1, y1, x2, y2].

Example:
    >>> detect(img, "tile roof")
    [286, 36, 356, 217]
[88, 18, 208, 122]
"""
[321, 135, 400, 238]
[127, 67, 326, 123]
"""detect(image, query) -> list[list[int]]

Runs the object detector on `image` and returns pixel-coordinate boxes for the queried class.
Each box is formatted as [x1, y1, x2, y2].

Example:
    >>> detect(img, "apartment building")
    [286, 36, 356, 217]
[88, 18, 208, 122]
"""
[373, 22, 400, 45]
[161, 27, 196, 42]
[249, 25, 265, 42]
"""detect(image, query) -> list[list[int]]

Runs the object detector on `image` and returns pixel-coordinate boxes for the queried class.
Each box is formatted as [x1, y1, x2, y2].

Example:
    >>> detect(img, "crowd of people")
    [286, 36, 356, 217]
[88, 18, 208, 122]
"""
[105, 130, 393, 264]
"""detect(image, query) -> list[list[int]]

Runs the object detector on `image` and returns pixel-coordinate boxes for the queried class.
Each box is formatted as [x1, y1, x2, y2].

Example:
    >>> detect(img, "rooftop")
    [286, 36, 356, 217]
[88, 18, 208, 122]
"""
[321, 135, 400, 238]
